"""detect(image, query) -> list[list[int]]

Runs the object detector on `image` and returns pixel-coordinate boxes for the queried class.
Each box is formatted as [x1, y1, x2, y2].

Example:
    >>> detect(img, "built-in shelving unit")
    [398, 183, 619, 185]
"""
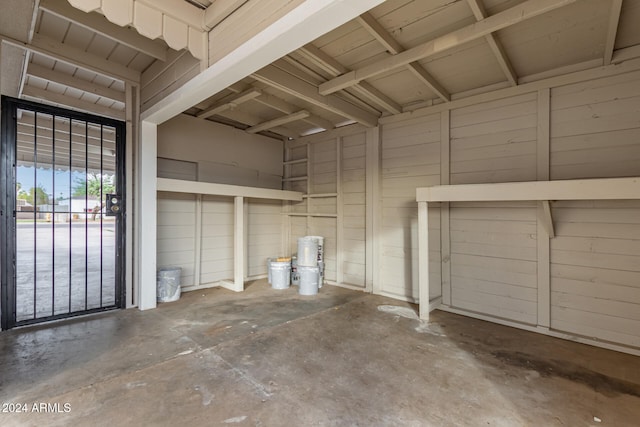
[415, 177, 640, 321]
[158, 178, 303, 293]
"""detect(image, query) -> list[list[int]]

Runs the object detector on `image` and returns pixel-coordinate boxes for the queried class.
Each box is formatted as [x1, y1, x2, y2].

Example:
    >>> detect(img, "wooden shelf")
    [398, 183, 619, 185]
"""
[157, 178, 303, 201]
[286, 212, 338, 218]
[302, 193, 338, 198]
[417, 177, 640, 202]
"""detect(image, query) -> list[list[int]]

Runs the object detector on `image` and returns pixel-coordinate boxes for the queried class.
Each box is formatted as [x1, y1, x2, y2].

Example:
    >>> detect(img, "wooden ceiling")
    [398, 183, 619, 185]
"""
[2, 0, 639, 142]
[186, 0, 640, 139]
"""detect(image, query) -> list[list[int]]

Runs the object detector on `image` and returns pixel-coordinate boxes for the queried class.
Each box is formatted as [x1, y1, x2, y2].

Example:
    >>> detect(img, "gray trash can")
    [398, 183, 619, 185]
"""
[157, 267, 182, 302]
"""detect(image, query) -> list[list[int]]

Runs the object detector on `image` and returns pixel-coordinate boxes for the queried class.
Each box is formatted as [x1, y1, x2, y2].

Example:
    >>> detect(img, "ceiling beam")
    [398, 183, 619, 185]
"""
[246, 110, 310, 134]
[214, 109, 298, 139]
[204, 0, 247, 30]
[356, 12, 450, 102]
[196, 88, 262, 119]
[252, 91, 335, 131]
[39, 0, 167, 61]
[320, 0, 576, 95]
[466, 0, 517, 86]
[27, 63, 126, 103]
[17, 51, 31, 99]
[253, 65, 379, 127]
[220, 81, 336, 131]
[604, 0, 623, 65]
[142, 0, 387, 124]
[22, 85, 125, 120]
[2, 33, 138, 83]
[298, 43, 401, 114]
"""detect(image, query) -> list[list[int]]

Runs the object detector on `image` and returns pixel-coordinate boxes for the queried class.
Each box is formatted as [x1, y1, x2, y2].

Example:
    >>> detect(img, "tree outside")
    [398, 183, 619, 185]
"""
[72, 173, 115, 200]
[16, 183, 49, 206]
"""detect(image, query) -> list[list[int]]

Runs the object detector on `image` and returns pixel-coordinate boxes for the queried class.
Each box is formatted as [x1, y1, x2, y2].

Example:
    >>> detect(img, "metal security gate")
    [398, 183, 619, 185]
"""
[1, 97, 125, 329]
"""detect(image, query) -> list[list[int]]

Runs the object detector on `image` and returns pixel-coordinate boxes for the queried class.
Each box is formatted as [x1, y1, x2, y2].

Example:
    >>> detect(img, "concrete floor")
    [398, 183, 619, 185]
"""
[1, 280, 639, 426]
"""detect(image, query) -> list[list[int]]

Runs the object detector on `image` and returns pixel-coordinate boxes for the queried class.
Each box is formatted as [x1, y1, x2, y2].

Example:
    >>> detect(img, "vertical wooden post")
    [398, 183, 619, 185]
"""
[367, 126, 381, 294]
[138, 121, 157, 310]
[440, 110, 451, 306]
[536, 88, 551, 329]
[233, 196, 245, 292]
[193, 194, 203, 288]
[336, 137, 344, 285]
[418, 201, 430, 321]
[124, 82, 135, 307]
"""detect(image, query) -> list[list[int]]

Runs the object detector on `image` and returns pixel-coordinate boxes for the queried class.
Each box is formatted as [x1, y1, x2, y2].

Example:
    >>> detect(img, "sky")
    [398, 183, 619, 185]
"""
[16, 165, 115, 202]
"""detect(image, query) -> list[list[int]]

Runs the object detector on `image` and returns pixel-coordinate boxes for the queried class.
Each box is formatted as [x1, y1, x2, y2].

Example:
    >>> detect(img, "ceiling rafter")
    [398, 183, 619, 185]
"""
[220, 81, 336, 131]
[277, 56, 382, 118]
[246, 110, 310, 134]
[320, 0, 577, 96]
[22, 85, 125, 120]
[39, 0, 168, 61]
[251, 90, 336, 131]
[213, 109, 298, 139]
[253, 65, 379, 127]
[196, 88, 262, 119]
[466, 0, 518, 86]
[356, 12, 450, 102]
[604, 0, 623, 65]
[27, 63, 126, 103]
[17, 51, 31, 99]
[17, 0, 40, 99]
[297, 43, 402, 114]
[2, 33, 138, 83]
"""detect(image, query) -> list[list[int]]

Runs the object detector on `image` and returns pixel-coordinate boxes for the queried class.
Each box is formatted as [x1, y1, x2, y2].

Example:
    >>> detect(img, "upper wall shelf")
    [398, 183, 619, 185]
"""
[157, 178, 303, 201]
[416, 177, 640, 203]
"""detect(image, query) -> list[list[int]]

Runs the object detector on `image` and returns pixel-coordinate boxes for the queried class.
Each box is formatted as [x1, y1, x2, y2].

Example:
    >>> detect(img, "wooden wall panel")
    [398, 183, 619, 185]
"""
[341, 132, 366, 287]
[550, 200, 640, 348]
[247, 199, 283, 277]
[451, 93, 538, 184]
[449, 201, 538, 325]
[157, 192, 197, 287]
[550, 71, 640, 180]
[200, 196, 234, 284]
[446, 93, 539, 324]
[380, 114, 441, 300]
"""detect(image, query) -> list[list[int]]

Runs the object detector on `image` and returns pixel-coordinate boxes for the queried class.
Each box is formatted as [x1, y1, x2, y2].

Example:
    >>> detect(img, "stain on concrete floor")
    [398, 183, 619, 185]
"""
[1, 280, 639, 426]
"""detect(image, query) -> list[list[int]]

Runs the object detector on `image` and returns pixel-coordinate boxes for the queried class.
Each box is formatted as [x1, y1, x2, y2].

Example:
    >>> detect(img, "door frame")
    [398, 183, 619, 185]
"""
[0, 96, 126, 330]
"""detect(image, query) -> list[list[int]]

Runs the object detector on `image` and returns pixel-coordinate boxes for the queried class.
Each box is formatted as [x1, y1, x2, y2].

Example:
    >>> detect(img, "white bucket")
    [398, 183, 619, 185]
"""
[307, 236, 324, 264]
[266, 257, 275, 284]
[269, 260, 291, 290]
[298, 265, 320, 296]
[291, 255, 300, 286]
[297, 237, 318, 267]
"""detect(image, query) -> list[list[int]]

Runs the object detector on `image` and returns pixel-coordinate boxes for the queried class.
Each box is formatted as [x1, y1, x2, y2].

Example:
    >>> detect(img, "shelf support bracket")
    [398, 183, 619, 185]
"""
[538, 200, 555, 238]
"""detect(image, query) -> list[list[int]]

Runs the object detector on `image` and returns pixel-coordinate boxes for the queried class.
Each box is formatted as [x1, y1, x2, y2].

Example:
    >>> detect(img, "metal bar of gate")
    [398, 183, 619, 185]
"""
[52, 115, 56, 317]
[33, 113, 38, 320]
